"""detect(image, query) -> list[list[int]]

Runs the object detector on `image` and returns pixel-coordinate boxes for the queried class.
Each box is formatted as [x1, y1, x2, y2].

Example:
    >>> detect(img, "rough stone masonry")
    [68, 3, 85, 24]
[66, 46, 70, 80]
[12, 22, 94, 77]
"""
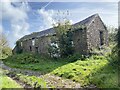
[13, 14, 108, 55]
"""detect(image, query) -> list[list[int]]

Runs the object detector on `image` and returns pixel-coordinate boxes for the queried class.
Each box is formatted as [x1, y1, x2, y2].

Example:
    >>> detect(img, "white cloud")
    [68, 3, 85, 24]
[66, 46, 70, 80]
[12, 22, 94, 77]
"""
[38, 4, 118, 28]
[38, 9, 56, 30]
[1, 1, 30, 48]
[11, 22, 29, 38]
[37, 8, 74, 31]
[38, 6, 118, 28]
[1, 2, 28, 22]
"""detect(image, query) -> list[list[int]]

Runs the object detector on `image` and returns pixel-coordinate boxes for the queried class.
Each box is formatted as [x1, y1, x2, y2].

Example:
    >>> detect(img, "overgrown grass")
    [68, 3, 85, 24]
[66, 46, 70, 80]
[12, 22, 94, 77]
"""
[0, 54, 8, 59]
[4, 53, 70, 74]
[0, 68, 22, 88]
[15, 73, 47, 88]
[51, 55, 118, 88]
[3, 53, 119, 88]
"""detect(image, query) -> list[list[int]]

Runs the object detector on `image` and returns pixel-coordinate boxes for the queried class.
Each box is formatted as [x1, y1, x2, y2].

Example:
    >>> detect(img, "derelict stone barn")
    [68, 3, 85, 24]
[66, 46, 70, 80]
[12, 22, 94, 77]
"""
[13, 14, 108, 55]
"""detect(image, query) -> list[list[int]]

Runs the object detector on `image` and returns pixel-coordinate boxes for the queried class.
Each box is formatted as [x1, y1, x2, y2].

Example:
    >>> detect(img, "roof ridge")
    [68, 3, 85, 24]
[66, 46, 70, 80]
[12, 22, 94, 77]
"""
[19, 14, 100, 41]
[75, 14, 98, 24]
[32, 14, 99, 35]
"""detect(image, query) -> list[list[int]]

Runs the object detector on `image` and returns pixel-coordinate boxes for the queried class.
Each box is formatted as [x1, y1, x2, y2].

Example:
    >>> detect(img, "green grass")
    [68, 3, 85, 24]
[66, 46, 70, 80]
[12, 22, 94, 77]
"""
[15, 73, 47, 88]
[51, 56, 118, 88]
[0, 54, 8, 59]
[0, 68, 22, 88]
[4, 53, 70, 74]
[3, 53, 119, 88]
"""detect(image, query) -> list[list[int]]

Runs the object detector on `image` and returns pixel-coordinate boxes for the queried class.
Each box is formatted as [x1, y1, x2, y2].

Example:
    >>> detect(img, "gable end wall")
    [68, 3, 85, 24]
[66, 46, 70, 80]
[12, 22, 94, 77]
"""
[86, 16, 108, 52]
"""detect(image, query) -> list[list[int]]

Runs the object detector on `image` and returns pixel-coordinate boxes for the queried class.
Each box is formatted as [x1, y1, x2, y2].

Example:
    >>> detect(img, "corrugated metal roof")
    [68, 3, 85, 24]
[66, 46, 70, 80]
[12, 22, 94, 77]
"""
[19, 14, 98, 41]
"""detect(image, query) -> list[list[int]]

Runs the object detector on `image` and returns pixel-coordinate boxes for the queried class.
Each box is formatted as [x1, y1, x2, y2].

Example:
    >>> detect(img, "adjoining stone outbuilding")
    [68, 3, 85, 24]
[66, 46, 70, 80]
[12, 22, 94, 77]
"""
[13, 14, 108, 55]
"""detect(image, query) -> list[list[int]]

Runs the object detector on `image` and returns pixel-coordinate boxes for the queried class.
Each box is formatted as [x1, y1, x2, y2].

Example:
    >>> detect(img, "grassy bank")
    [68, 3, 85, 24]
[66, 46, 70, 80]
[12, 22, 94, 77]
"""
[51, 57, 118, 88]
[3, 53, 119, 88]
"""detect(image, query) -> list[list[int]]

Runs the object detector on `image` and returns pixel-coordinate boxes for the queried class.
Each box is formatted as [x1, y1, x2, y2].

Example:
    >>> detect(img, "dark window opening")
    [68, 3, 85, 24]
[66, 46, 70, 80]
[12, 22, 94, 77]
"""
[35, 47, 39, 53]
[78, 38, 80, 41]
[53, 34, 56, 36]
[29, 46, 32, 51]
[100, 31, 104, 45]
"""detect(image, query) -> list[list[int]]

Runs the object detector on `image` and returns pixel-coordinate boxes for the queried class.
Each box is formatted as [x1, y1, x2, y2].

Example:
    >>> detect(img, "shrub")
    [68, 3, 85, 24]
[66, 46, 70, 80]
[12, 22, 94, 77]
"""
[91, 55, 106, 60]
[90, 46, 111, 56]
[6, 53, 40, 64]
[67, 53, 85, 62]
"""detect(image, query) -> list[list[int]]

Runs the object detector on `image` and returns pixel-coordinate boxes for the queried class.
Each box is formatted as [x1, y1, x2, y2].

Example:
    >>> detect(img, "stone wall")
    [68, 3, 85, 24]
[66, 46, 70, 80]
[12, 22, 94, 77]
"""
[35, 36, 51, 54]
[86, 16, 108, 52]
[73, 29, 88, 55]
[22, 39, 32, 52]
[72, 15, 108, 55]
[18, 36, 51, 55]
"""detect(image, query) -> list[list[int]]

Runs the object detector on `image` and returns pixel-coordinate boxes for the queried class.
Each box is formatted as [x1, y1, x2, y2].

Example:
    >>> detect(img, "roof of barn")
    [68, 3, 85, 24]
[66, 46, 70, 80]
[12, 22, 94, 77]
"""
[18, 14, 103, 41]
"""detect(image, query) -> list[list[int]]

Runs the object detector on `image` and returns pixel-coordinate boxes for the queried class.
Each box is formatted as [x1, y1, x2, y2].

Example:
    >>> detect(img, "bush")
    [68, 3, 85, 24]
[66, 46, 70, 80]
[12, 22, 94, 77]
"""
[90, 46, 111, 56]
[6, 53, 40, 64]
[67, 53, 85, 62]
[91, 55, 106, 60]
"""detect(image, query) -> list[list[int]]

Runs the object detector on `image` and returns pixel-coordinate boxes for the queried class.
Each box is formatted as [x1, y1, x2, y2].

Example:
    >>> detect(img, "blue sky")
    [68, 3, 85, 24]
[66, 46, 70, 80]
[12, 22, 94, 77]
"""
[1, 1, 118, 48]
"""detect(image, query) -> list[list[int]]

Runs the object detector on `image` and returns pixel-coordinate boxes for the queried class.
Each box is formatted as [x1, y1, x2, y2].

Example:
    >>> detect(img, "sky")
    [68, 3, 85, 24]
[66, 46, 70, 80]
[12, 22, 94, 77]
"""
[0, 0, 118, 48]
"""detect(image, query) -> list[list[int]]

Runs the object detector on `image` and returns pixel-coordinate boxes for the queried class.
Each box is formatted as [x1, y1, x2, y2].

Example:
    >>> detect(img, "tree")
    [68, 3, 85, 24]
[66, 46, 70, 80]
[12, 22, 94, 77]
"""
[48, 10, 75, 58]
[48, 36, 60, 58]
[117, 27, 120, 58]
[0, 33, 12, 59]
[49, 20, 74, 58]
[107, 26, 118, 44]
[118, 26, 120, 87]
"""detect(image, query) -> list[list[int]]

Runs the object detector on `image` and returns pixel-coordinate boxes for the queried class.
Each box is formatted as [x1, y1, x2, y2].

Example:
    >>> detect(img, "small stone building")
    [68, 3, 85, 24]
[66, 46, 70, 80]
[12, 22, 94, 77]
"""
[13, 14, 108, 55]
